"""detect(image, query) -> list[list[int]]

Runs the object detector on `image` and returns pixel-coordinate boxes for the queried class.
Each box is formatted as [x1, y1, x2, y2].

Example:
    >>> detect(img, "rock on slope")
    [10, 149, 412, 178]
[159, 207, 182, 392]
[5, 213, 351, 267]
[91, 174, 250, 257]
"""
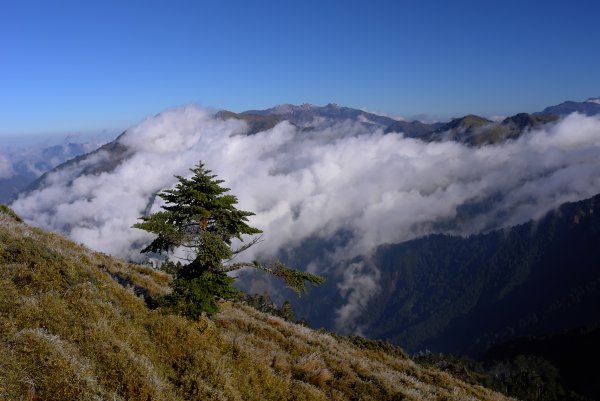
[0, 211, 512, 401]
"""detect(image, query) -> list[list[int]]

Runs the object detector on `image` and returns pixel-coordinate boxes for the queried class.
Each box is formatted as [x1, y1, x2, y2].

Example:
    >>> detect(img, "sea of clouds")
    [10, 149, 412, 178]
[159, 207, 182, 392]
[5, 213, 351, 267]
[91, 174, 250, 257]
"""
[11, 104, 600, 330]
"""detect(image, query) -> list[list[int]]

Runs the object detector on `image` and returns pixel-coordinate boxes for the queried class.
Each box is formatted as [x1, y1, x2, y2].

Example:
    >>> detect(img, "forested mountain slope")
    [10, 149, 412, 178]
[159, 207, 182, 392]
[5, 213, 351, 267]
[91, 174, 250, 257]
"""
[358, 193, 600, 355]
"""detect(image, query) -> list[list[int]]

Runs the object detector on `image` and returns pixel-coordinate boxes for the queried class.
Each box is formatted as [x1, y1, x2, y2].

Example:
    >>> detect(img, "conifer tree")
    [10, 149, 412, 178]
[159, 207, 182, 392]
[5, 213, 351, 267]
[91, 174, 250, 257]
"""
[134, 162, 323, 317]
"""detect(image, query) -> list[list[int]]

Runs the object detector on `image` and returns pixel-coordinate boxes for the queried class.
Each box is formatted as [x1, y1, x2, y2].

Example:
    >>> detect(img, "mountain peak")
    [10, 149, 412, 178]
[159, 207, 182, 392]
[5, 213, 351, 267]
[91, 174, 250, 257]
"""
[441, 114, 491, 131]
[238, 102, 399, 128]
[270, 103, 299, 114]
[537, 97, 600, 116]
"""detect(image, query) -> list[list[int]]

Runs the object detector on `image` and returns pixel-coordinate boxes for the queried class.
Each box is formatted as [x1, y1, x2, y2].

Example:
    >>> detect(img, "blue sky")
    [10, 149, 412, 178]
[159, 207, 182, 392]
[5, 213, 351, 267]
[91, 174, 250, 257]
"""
[1, 0, 600, 137]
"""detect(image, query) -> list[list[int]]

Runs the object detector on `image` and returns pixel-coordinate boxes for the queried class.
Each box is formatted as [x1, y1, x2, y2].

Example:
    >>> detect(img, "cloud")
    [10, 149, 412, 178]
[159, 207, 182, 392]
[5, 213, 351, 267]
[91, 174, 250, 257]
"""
[359, 107, 406, 121]
[335, 260, 380, 333]
[10, 107, 600, 330]
[1, 133, 110, 179]
[0, 153, 14, 179]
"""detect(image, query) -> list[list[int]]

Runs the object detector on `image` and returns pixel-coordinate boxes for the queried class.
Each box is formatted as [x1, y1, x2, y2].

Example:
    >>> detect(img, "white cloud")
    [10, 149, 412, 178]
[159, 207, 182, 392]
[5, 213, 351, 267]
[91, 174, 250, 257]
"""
[10, 107, 600, 329]
[335, 260, 380, 333]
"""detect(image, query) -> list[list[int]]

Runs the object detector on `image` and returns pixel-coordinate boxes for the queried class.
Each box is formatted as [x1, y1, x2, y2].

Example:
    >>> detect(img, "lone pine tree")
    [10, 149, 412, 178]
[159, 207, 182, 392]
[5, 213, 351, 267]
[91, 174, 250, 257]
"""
[133, 162, 323, 317]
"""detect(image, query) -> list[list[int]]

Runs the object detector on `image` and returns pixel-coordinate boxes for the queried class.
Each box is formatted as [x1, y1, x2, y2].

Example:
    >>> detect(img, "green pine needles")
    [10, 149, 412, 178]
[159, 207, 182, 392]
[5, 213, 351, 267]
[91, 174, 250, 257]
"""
[133, 162, 323, 317]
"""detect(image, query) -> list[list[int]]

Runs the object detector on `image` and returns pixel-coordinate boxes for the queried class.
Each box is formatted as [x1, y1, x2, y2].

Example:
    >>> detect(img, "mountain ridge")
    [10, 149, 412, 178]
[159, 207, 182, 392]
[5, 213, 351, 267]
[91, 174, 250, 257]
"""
[535, 97, 600, 116]
[18, 96, 597, 201]
[356, 192, 600, 354]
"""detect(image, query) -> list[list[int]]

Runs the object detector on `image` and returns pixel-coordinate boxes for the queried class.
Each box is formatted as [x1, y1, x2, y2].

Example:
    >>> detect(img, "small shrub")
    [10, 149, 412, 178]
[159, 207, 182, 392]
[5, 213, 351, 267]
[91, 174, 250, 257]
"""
[244, 293, 295, 322]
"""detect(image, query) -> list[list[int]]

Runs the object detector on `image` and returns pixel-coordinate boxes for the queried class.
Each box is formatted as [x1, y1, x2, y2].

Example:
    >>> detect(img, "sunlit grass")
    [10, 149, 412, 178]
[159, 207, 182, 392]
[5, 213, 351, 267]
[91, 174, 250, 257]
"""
[0, 213, 513, 400]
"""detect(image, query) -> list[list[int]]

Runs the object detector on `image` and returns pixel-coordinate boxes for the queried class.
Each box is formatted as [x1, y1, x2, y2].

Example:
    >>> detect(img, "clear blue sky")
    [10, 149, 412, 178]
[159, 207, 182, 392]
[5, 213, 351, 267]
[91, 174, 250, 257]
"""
[1, 0, 600, 137]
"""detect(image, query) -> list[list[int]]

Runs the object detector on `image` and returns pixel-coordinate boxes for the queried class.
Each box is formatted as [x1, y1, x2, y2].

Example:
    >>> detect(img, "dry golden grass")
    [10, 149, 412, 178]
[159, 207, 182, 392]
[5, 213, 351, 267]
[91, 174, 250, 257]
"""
[0, 213, 514, 400]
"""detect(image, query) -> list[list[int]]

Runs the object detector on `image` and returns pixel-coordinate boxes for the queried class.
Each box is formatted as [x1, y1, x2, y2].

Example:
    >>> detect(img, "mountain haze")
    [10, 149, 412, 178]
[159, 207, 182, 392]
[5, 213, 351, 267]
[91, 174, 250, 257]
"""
[0, 139, 108, 203]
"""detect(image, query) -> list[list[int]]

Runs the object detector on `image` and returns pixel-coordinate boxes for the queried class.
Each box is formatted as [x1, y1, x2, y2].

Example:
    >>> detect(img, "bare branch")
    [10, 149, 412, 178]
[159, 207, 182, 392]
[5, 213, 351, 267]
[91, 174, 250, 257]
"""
[229, 235, 264, 259]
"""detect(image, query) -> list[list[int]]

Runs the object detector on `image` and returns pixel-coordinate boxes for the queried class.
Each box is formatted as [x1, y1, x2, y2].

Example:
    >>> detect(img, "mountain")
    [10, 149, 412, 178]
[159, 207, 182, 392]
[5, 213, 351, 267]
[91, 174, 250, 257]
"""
[241, 103, 398, 127]
[259, 103, 447, 136]
[11, 101, 600, 336]
[6, 99, 600, 399]
[217, 106, 560, 147]
[215, 110, 284, 135]
[384, 119, 446, 137]
[483, 325, 600, 400]
[0, 175, 32, 205]
[421, 113, 559, 145]
[0, 208, 512, 401]
[23, 134, 130, 194]
[0, 139, 109, 203]
[20, 104, 405, 200]
[345, 193, 600, 354]
[466, 113, 558, 145]
[231, 104, 562, 146]
[16, 99, 574, 201]
[536, 97, 600, 116]
[425, 114, 492, 142]
[16, 102, 562, 202]
[221, 103, 446, 137]
[275, 193, 600, 400]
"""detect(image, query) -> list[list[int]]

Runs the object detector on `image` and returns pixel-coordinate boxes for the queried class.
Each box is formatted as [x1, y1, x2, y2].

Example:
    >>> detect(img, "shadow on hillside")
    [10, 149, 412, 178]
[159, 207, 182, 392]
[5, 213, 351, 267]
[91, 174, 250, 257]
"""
[100, 265, 160, 309]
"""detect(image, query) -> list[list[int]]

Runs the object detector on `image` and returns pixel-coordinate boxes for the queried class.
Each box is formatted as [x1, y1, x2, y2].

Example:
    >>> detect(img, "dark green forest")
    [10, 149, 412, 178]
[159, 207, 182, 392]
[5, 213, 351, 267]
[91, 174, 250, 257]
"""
[363, 194, 600, 355]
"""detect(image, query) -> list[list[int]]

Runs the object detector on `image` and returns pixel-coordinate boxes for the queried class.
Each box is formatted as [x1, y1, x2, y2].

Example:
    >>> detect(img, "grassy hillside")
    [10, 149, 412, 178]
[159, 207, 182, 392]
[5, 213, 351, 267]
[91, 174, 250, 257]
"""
[0, 211, 512, 401]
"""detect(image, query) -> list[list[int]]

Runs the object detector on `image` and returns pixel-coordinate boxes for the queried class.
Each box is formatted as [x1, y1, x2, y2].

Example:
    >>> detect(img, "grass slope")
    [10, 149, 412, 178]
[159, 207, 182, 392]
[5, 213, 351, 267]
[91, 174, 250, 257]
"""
[0, 212, 512, 401]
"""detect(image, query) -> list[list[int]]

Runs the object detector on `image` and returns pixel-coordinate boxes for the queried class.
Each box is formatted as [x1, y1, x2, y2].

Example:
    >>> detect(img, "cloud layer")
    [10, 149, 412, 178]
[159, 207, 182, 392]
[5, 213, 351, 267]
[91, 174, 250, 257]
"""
[11, 105, 600, 329]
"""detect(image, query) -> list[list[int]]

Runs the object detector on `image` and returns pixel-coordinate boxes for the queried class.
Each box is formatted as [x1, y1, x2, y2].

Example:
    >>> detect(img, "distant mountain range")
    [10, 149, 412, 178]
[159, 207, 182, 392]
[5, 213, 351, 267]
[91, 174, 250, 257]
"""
[243, 102, 398, 127]
[13, 95, 600, 201]
[536, 97, 600, 116]
[0, 141, 103, 203]
[22, 136, 129, 195]
[217, 96, 598, 145]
